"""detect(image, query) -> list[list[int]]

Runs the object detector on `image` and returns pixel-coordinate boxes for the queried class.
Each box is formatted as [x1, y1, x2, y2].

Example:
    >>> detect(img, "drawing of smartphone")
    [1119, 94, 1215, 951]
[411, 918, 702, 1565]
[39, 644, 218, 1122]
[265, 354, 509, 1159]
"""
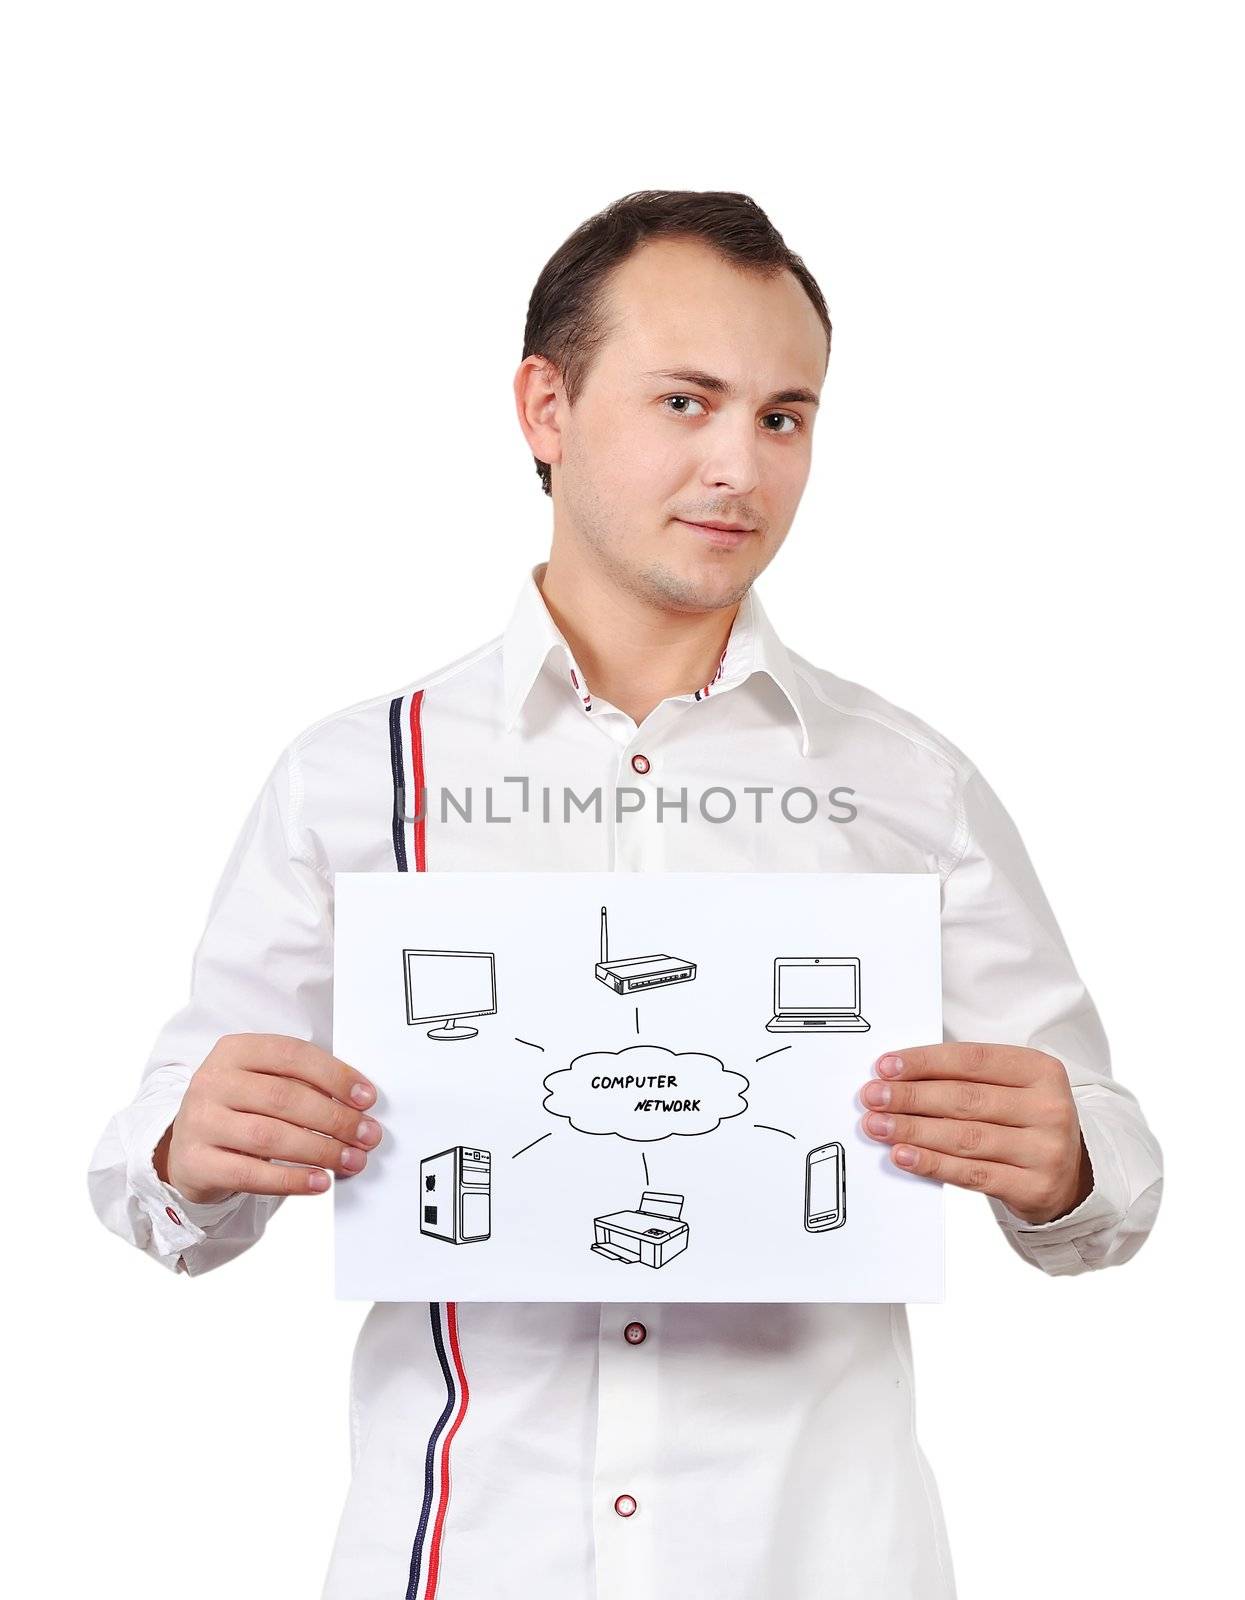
[804, 1141, 846, 1232]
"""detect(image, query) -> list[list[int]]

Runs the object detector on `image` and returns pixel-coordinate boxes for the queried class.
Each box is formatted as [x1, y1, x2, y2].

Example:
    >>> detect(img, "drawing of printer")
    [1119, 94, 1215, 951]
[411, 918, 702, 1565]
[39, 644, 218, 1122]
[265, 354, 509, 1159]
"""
[591, 1191, 689, 1268]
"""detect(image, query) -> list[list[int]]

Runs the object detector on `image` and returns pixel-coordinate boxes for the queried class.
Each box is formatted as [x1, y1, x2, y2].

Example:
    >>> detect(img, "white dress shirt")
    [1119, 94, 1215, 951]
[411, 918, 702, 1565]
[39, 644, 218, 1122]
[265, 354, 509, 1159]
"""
[88, 562, 1162, 1599]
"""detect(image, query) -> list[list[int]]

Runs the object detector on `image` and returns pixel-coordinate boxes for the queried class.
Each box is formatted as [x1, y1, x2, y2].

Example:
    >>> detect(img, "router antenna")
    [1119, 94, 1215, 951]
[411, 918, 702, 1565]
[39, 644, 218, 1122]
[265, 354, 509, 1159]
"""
[600, 905, 609, 962]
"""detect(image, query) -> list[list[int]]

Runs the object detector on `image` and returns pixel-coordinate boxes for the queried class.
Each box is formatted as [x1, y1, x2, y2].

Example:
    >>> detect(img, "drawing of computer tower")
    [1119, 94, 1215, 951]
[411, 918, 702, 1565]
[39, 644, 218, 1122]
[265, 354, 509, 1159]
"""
[420, 1145, 491, 1244]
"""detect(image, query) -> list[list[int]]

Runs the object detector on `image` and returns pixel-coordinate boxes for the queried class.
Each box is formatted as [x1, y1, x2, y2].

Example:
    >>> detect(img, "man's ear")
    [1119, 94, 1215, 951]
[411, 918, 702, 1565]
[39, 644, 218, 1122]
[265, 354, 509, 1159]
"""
[513, 354, 565, 470]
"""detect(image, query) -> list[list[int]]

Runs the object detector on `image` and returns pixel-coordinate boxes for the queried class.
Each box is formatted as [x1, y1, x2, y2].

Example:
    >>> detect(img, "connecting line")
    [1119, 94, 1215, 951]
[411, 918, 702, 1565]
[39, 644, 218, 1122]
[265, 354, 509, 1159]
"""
[634, 1005, 640, 1036]
[511, 1132, 553, 1160]
[642, 1151, 650, 1185]
[514, 1036, 545, 1052]
[753, 1123, 797, 1140]
[755, 1045, 792, 1062]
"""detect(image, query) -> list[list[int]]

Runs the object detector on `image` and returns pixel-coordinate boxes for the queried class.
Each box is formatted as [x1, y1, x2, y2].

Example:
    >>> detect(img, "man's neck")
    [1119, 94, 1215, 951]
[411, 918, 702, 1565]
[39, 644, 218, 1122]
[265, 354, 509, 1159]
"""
[536, 557, 739, 727]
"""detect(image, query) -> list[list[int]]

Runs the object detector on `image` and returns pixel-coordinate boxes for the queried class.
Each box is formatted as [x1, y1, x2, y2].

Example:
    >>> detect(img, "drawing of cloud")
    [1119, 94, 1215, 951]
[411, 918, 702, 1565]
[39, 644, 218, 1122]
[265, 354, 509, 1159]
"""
[542, 1044, 750, 1142]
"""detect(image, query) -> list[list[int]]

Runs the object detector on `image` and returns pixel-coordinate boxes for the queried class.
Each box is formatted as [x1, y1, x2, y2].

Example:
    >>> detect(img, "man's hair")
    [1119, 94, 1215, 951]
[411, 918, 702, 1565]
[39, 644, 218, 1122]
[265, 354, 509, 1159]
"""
[521, 189, 832, 496]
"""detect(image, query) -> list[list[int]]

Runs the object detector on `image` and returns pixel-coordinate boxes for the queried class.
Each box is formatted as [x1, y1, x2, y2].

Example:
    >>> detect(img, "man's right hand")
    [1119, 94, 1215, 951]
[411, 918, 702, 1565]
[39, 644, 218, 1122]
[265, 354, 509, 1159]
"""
[152, 1033, 382, 1204]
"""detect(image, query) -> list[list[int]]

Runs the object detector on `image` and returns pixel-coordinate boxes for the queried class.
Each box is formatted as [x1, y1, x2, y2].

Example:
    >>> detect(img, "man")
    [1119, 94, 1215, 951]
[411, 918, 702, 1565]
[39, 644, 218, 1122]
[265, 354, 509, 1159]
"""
[88, 189, 1162, 1599]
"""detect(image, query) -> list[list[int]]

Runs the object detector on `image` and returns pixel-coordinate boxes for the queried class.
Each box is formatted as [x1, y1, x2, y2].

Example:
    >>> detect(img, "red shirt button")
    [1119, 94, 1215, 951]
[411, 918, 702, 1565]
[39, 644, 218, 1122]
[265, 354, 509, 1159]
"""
[614, 1494, 638, 1518]
[624, 1321, 647, 1345]
[631, 753, 651, 775]
[165, 1205, 182, 1226]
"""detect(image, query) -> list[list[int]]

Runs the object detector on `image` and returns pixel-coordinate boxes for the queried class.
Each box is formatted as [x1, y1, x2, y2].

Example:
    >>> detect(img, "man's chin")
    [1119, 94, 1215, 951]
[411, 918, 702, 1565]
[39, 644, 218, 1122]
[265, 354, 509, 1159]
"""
[635, 556, 759, 614]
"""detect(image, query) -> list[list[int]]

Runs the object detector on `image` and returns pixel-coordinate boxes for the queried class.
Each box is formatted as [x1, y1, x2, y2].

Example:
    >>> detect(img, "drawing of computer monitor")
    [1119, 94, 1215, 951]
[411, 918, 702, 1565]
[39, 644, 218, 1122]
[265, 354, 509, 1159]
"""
[403, 949, 497, 1041]
[766, 957, 871, 1033]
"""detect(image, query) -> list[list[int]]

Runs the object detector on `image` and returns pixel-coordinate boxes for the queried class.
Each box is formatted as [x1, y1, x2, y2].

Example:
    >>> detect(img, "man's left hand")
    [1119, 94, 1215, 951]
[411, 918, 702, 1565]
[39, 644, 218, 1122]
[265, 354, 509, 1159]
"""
[858, 1044, 1094, 1225]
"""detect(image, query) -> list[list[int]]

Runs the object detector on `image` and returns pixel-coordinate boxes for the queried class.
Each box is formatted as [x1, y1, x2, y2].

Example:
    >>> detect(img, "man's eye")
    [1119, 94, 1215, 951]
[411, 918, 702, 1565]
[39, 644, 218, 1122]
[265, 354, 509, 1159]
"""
[659, 403, 806, 441]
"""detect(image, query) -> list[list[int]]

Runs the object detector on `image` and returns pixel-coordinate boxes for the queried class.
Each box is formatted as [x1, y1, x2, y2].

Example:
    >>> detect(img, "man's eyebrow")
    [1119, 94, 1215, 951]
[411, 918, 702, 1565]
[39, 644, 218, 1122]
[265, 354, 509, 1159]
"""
[642, 368, 820, 407]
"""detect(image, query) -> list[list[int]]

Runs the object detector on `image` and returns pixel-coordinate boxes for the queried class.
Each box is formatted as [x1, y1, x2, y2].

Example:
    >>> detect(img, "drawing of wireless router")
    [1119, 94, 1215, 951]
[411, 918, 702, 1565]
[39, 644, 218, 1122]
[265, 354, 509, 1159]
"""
[594, 905, 697, 995]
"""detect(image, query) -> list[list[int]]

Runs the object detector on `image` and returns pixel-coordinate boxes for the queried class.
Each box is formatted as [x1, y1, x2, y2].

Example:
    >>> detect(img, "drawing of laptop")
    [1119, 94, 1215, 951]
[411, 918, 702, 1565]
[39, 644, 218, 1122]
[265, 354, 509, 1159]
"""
[765, 957, 871, 1033]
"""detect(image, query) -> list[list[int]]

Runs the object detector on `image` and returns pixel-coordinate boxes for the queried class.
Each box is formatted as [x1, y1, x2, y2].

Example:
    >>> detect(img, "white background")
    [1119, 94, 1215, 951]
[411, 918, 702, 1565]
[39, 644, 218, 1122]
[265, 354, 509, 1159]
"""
[5, 3, 1238, 1596]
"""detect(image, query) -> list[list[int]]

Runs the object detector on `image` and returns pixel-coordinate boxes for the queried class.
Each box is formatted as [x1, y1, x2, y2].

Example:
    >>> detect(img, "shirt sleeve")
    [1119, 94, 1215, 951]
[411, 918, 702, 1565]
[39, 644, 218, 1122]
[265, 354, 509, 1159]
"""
[86, 741, 335, 1277]
[939, 762, 1163, 1277]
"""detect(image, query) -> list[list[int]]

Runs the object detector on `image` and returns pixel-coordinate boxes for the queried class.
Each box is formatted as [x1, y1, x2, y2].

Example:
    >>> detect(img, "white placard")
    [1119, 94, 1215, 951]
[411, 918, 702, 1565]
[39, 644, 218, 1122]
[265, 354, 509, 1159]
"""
[333, 871, 943, 1303]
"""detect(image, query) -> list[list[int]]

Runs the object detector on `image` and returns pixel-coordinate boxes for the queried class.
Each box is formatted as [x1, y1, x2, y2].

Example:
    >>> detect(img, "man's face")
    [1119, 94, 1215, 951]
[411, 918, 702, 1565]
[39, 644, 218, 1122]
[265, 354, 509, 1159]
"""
[552, 235, 827, 613]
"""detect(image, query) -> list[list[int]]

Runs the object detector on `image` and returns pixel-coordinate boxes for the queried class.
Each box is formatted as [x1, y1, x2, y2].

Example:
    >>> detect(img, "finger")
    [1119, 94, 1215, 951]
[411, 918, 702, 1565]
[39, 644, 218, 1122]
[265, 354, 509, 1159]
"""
[223, 1033, 377, 1109]
[861, 1110, 1035, 1166]
[185, 1143, 332, 1197]
[874, 1043, 1042, 1087]
[208, 1106, 371, 1177]
[885, 1140, 1032, 1205]
[223, 1070, 382, 1150]
[859, 1076, 1030, 1127]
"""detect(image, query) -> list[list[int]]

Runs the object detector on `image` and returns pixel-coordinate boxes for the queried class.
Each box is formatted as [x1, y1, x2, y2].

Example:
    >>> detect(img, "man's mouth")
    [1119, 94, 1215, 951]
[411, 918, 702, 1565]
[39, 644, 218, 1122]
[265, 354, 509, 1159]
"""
[674, 517, 758, 547]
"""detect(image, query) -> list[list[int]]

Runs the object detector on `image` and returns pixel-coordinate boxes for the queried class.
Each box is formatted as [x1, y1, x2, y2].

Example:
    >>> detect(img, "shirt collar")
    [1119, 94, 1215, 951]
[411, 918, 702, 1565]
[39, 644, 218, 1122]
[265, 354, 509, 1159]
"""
[501, 563, 812, 756]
